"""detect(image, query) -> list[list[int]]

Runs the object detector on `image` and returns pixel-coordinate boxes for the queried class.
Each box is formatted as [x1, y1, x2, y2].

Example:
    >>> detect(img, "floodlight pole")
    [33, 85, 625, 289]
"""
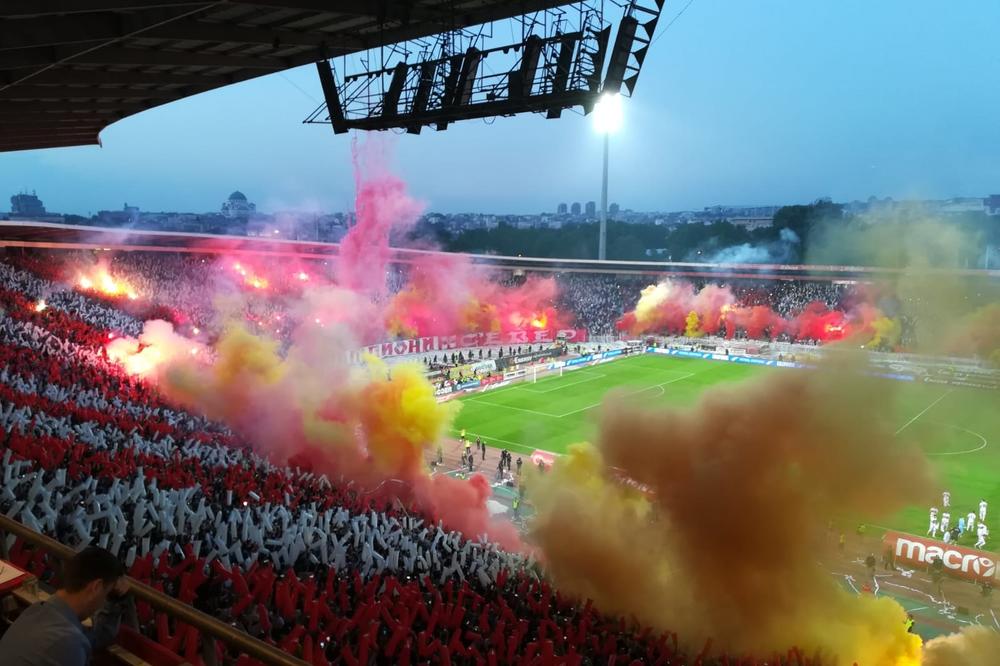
[599, 131, 609, 261]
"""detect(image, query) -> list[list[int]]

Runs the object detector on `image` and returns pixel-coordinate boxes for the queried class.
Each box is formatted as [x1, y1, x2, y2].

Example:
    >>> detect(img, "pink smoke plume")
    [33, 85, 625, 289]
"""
[385, 253, 570, 338]
[337, 135, 424, 294]
[104, 137, 524, 551]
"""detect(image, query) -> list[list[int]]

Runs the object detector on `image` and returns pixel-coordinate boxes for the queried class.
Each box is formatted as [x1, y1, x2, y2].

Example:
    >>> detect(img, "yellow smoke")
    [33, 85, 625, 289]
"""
[530, 354, 931, 662]
[943, 303, 1000, 363]
[684, 310, 703, 337]
[810, 218, 998, 358]
[921, 626, 1000, 666]
[635, 282, 673, 326]
[358, 358, 458, 478]
[153, 318, 521, 546]
[157, 323, 458, 480]
[870, 316, 902, 348]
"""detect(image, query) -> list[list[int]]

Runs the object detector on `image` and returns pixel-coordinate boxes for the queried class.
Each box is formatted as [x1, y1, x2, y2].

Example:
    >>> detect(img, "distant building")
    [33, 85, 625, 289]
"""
[986, 195, 1000, 216]
[557, 203, 568, 214]
[585, 201, 596, 216]
[6, 190, 64, 223]
[570, 202, 581, 216]
[97, 203, 140, 226]
[936, 197, 984, 215]
[728, 216, 774, 230]
[10, 191, 46, 217]
[609, 202, 620, 217]
[221, 191, 256, 219]
[703, 205, 781, 219]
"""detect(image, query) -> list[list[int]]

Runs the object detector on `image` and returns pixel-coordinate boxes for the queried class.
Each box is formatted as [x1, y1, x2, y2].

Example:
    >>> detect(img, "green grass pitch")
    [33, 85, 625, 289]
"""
[452, 354, 999, 546]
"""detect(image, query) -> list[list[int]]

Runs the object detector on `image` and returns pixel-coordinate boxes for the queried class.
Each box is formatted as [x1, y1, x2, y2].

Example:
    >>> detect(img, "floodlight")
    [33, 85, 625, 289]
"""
[593, 92, 623, 134]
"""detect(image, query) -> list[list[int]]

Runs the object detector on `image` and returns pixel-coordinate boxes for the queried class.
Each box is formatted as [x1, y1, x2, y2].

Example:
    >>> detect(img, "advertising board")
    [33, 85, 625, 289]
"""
[882, 531, 997, 583]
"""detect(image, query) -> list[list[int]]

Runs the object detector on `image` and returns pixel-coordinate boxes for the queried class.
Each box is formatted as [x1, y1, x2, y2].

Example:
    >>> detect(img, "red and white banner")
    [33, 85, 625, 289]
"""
[530, 449, 557, 468]
[883, 531, 997, 583]
[479, 374, 505, 387]
[363, 329, 588, 359]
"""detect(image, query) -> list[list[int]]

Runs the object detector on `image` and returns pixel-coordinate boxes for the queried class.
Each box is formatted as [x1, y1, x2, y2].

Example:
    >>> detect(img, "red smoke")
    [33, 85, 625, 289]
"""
[619, 279, 895, 345]
[723, 305, 786, 339]
[385, 253, 570, 338]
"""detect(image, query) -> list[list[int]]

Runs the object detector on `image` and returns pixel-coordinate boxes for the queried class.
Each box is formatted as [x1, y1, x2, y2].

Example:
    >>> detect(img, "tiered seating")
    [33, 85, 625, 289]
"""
[0, 251, 823, 666]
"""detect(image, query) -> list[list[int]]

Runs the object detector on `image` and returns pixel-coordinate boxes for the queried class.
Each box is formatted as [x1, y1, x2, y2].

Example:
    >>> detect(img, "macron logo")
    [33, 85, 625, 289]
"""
[891, 534, 997, 582]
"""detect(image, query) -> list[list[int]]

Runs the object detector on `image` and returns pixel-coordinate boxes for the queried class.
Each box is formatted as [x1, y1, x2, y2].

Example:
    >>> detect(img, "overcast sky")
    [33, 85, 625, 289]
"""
[2, 0, 999, 216]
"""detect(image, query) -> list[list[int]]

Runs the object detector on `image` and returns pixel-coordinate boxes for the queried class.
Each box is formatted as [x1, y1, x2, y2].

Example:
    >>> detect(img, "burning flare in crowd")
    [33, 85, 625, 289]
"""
[76, 263, 139, 300]
[106, 320, 208, 378]
[231, 261, 271, 291]
[384, 253, 569, 339]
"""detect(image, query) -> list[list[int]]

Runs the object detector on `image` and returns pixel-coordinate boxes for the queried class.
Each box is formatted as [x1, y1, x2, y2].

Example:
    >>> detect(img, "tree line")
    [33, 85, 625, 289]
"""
[409, 202, 998, 269]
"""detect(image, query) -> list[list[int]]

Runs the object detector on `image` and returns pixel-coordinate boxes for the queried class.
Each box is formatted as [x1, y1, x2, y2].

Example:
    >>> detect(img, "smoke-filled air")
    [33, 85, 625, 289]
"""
[616, 278, 903, 347]
[98, 138, 999, 664]
[529, 354, 932, 663]
[103, 135, 529, 550]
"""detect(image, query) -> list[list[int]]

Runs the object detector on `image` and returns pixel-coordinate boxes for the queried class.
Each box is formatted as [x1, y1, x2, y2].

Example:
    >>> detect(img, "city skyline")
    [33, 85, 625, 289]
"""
[5, 185, 998, 220]
[2, 1, 999, 215]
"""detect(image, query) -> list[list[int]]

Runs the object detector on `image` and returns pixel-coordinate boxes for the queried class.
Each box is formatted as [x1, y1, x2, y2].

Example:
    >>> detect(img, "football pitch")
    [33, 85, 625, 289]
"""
[452, 354, 999, 545]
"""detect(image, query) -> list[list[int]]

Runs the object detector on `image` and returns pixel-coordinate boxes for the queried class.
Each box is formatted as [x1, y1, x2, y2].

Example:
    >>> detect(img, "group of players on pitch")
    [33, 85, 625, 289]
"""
[927, 492, 990, 548]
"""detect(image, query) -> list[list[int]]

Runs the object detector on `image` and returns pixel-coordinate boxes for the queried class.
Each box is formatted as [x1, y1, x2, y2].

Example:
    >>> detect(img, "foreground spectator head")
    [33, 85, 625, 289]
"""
[58, 546, 128, 619]
[0, 546, 129, 666]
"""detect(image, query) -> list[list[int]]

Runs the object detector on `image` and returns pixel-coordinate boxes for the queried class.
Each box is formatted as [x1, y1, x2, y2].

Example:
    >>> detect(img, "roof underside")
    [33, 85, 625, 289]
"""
[0, 0, 576, 153]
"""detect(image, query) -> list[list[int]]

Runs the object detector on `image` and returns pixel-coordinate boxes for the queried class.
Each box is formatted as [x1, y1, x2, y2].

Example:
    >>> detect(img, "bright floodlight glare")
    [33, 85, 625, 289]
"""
[593, 92, 623, 134]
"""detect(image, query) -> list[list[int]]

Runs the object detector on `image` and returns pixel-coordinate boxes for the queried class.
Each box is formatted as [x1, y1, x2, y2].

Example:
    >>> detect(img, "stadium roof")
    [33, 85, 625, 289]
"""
[5, 221, 998, 281]
[0, 0, 577, 153]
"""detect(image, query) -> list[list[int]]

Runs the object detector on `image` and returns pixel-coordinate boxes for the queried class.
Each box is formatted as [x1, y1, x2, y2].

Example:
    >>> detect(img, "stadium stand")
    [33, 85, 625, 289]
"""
[0, 249, 842, 664]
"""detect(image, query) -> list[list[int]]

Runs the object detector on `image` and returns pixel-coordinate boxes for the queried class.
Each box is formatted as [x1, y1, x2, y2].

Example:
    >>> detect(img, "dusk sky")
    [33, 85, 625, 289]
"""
[2, 0, 999, 216]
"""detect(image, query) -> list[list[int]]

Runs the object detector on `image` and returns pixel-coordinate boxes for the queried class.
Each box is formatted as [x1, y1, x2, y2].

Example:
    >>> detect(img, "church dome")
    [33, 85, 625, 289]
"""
[228, 191, 247, 202]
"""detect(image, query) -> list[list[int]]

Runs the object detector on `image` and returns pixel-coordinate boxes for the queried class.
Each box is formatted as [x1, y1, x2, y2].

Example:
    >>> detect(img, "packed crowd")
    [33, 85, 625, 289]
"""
[555, 272, 855, 337]
[557, 274, 642, 336]
[722, 280, 850, 317]
[1, 250, 828, 665]
[3, 249, 869, 347]
[1, 249, 908, 665]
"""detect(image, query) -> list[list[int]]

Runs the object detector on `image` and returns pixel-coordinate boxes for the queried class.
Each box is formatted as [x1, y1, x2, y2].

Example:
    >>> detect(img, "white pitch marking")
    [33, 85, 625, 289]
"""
[553, 372, 695, 417]
[516, 371, 607, 394]
[894, 389, 953, 435]
[462, 398, 561, 418]
[922, 422, 989, 457]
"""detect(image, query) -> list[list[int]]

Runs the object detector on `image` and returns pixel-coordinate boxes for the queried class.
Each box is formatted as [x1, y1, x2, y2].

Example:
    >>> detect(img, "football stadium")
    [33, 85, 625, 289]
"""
[454, 352, 999, 543]
[1, 2, 998, 666]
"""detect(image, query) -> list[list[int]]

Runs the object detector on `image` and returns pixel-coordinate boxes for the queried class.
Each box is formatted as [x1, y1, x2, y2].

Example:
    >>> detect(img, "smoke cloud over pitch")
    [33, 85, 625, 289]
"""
[530, 355, 932, 662]
[535, 219, 998, 663]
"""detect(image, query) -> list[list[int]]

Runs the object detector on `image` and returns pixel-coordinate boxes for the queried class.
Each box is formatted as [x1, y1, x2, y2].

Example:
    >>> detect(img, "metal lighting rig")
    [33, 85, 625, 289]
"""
[305, 0, 664, 134]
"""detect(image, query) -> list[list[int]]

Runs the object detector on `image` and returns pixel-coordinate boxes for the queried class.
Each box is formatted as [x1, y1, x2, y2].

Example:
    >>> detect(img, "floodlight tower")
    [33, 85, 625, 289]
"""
[592, 92, 623, 261]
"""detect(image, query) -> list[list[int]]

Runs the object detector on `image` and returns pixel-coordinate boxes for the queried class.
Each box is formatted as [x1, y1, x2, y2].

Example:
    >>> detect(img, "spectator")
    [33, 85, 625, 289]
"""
[0, 546, 130, 666]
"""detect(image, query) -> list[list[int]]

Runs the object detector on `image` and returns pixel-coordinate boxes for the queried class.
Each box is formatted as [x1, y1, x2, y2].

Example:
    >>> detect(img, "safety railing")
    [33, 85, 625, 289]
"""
[0, 514, 307, 666]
